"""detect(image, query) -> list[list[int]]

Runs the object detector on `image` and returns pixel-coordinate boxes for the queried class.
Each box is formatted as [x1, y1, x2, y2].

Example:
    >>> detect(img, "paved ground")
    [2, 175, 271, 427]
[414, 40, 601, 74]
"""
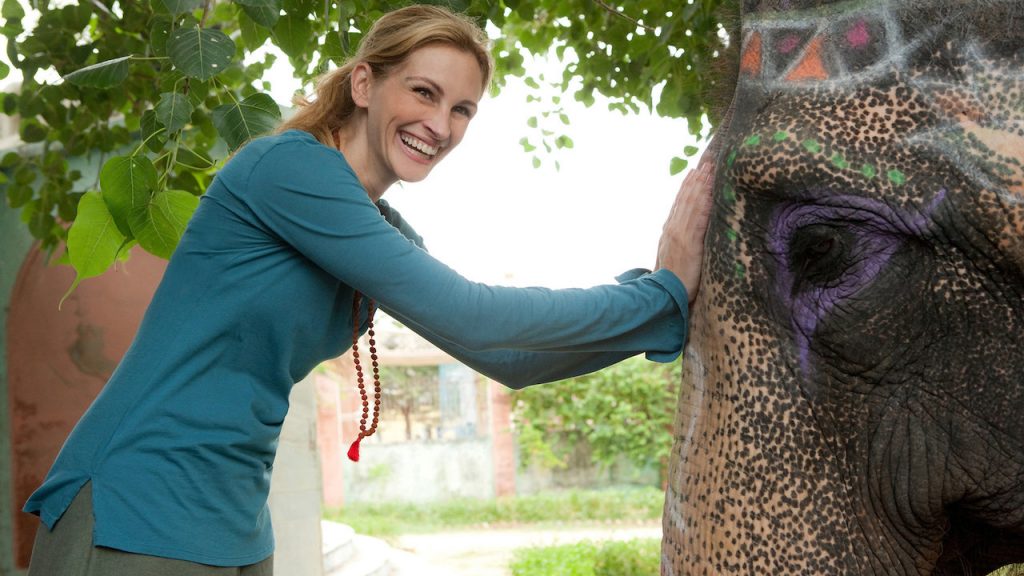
[387, 522, 663, 576]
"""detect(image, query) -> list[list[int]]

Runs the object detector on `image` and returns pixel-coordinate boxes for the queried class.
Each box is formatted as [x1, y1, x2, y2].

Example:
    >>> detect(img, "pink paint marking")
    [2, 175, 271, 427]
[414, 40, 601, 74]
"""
[846, 20, 870, 48]
[778, 34, 801, 54]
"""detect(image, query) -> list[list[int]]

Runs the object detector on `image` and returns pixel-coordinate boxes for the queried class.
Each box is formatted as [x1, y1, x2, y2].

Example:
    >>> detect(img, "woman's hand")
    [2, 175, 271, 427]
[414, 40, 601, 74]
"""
[656, 151, 716, 304]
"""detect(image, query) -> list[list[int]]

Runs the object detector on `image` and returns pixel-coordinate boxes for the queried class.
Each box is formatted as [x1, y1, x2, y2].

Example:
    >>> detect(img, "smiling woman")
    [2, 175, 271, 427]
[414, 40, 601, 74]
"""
[20, 5, 715, 576]
[337, 43, 484, 194]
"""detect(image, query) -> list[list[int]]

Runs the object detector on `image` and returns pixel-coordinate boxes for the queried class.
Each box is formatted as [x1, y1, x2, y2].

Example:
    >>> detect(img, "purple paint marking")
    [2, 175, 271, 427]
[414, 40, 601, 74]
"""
[846, 20, 870, 49]
[769, 190, 946, 374]
[778, 34, 802, 54]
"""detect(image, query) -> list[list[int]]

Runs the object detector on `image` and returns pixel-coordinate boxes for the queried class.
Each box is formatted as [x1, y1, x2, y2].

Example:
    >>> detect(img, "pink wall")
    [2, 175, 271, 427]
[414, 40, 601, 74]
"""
[6, 246, 165, 568]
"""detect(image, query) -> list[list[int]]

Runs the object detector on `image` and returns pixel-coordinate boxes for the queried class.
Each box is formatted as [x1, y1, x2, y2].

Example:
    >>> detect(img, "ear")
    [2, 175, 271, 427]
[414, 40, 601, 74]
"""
[351, 62, 372, 109]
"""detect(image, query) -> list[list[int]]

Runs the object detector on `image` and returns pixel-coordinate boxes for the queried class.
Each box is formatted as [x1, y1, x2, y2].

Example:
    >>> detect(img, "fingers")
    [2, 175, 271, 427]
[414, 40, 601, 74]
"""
[656, 153, 718, 303]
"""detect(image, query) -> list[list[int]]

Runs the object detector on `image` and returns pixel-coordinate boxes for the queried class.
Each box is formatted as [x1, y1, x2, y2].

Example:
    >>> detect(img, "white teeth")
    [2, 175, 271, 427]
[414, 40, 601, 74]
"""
[400, 133, 439, 157]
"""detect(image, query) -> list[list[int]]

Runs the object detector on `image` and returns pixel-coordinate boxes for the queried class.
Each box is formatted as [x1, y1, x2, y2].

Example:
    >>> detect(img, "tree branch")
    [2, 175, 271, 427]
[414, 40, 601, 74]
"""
[589, 0, 656, 32]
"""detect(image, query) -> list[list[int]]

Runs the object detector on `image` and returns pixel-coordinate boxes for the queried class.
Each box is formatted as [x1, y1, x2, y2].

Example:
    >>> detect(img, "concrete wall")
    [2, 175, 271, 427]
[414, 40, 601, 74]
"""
[0, 192, 35, 576]
[341, 440, 495, 504]
[269, 375, 324, 576]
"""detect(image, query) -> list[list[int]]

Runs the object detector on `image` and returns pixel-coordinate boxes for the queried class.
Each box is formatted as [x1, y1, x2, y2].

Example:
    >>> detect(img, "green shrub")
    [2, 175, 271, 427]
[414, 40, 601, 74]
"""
[593, 539, 660, 576]
[510, 541, 597, 576]
[510, 539, 660, 576]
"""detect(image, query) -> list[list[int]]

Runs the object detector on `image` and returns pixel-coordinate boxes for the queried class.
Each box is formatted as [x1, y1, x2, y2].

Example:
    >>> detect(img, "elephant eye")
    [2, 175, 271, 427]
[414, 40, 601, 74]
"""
[788, 224, 852, 290]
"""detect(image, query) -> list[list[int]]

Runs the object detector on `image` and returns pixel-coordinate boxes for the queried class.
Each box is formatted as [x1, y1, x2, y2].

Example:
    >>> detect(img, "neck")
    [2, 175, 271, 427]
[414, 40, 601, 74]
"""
[334, 120, 393, 203]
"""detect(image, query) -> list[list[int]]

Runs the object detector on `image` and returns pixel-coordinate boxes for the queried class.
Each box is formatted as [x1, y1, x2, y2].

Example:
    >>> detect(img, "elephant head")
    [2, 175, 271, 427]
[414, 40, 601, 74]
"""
[663, 0, 1024, 574]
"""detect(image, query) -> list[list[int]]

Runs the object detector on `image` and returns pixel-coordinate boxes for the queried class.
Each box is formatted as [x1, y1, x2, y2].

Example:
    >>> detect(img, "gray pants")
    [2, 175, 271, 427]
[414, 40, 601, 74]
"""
[27, 483, 273, 576]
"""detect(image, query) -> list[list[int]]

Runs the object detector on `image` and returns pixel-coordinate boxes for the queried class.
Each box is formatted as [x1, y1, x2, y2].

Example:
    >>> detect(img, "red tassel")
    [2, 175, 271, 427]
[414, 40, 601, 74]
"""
[347, 437, 362, 462]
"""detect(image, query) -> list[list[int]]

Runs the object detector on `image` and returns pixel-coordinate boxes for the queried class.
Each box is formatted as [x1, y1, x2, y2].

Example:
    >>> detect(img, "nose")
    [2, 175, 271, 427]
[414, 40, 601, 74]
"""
[423, 107, 452, 145]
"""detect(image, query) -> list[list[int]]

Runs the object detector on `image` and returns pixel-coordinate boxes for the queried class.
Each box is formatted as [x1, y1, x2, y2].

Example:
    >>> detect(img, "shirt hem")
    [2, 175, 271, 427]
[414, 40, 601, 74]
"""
[92, 532, 275, 567]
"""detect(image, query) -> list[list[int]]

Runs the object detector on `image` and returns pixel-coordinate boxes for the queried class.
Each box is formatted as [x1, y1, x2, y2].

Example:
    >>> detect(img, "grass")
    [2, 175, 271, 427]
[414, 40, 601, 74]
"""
[326, 489, 1024, 575]
[509, 539, 660, 576]
[323, 487, 663, 538]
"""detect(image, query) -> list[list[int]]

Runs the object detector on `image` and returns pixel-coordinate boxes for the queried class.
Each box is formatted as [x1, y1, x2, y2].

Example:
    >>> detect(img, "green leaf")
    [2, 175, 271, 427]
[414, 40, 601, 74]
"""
[62, 192, 127, 307]
[0, 59, 7, 81]
[176, 146, 215, 170]
[128, 189, 199, 259]
[236, 0, 281, 28]
[155, 92, 193, 133]
[683, 145, 699, 156]
[100, 155, 158, 237]
[238, 9, 271, 50]
[161, 0, 202, 15]
[669, 156, 689, 175]
[167, 26, 235, 81]
[2, 0, 24, 20]
[273, 13, 313, 59]
[212, 93, 281, 150]
[19, 119, 47, 142]
[63, 56, 132, 88]
[150, 16, 172, 56]
[6, 183, 31, 208]
[141, 110, 168, 153]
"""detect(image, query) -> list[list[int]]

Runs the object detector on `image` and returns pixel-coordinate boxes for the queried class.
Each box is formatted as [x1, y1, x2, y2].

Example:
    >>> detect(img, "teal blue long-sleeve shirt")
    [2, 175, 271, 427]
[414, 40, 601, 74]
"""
[24, 129, 689, 566]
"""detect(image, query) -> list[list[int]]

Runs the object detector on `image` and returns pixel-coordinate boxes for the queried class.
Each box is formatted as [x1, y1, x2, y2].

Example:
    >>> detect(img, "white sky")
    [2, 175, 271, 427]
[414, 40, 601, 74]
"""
[382, 77, 702, 289]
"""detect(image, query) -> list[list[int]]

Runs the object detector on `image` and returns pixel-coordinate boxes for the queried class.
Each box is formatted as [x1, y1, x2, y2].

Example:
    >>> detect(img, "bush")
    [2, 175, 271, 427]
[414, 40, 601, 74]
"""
[593, 539, 660, 576]
[510, 539, 660, 576]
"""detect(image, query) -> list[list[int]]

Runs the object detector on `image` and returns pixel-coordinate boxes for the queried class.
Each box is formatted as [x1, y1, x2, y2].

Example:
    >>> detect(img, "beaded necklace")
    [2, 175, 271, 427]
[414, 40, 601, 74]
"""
[347, 291, 381, 462]
[332, 130, 382, 463]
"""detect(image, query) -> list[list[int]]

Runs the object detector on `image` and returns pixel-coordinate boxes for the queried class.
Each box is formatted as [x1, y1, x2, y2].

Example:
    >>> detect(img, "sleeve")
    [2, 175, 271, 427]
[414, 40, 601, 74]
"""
[240, 138, 690, 388]
[383, 269, 685, 389]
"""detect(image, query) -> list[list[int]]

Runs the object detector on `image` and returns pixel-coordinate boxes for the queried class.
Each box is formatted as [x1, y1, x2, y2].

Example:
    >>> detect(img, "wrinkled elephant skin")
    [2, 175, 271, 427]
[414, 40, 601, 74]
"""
[663, 1, 1024, 574]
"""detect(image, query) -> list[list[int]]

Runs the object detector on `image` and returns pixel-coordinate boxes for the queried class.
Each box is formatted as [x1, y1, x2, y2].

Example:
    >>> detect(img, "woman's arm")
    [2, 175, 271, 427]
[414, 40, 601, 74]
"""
[377, 200, 679, 388]
[381, 269, 684, 389]
[234, 134, 691, 383]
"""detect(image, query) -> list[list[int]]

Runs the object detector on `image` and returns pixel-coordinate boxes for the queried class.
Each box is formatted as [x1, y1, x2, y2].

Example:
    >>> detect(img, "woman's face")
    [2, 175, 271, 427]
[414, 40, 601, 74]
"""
[361, 44, 485, 184]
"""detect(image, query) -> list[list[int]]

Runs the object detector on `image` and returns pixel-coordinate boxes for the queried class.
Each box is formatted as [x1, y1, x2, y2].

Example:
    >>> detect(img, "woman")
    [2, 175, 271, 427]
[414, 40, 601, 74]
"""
[23, 4, 715, 575]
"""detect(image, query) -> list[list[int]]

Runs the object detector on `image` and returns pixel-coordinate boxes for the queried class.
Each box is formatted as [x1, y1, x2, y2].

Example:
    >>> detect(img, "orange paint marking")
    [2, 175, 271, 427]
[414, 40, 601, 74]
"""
[786, 36, 828, 82]
[740, 31, 763, 76]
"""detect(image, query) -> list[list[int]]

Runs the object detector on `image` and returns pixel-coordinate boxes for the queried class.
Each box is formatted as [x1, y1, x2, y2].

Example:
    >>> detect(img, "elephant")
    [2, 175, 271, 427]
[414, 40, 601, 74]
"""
[662, 0, 1024, 574]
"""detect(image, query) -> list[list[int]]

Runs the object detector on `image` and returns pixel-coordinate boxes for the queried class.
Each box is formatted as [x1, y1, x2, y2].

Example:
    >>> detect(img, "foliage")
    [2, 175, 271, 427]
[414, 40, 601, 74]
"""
[509, 538, 660, 576]
[377, 365, 439, 440]
[512, 356, 679, 475]
[0, 0, 729, 288]
[324, 486, 662, 537]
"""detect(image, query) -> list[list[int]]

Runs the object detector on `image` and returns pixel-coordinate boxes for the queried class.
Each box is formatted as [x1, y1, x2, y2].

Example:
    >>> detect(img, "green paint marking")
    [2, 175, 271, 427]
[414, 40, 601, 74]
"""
[726, 229, 738, 242]
[773, 131, 789, 142]
[722, 184, 736, 203]
[802, 139, 821, 154]
[887, 169, 906, 186]
[861, 164, 877, 179]
[831, 154, 849, 169]
[734, 261, 746, 279]
[743, 134, 762, 147]
[727, 149, 737, 168]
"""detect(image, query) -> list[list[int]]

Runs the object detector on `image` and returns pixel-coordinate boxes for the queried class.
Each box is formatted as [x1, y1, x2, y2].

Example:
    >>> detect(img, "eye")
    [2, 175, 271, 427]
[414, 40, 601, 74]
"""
[788, 223, 852, 290]
[453, 105, 473, 118]
[413, 86, 433, 100]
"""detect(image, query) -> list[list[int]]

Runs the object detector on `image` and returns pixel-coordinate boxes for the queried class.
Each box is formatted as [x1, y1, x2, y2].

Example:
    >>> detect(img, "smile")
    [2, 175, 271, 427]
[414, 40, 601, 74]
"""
[400, 132, 439, 158]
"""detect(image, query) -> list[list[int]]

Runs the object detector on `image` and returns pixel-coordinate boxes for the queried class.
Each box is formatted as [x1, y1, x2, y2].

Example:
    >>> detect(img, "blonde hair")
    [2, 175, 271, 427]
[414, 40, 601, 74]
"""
[277, 4, 493, 146]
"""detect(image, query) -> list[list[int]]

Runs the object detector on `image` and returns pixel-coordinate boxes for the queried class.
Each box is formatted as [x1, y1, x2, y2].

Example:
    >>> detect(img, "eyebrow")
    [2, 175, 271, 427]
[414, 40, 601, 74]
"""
[406, 75, 479, 111]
